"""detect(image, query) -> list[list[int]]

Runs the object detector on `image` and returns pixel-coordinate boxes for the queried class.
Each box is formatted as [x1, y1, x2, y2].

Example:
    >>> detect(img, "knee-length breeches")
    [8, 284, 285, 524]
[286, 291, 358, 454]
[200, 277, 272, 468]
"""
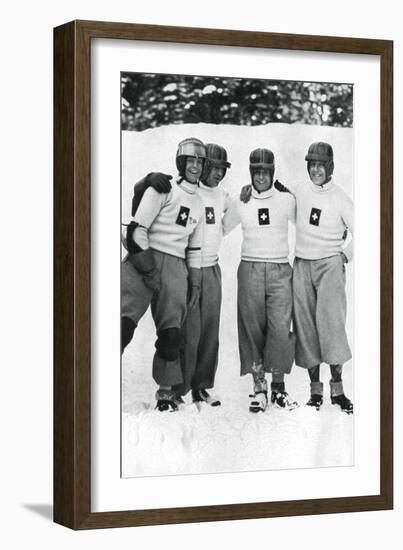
[293, 255, 352, 369]
[121, 250, 188, 386]
[237, 261, 295, 375]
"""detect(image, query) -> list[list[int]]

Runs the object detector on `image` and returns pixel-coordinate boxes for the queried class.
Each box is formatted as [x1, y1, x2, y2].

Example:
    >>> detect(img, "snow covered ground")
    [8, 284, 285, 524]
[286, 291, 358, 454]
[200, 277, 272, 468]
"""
[121, 123, 354, 478]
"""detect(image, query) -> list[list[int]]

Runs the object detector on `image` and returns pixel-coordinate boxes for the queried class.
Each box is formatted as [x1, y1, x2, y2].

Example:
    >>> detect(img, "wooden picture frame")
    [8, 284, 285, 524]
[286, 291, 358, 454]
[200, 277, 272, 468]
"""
[54, 20, 393, 529]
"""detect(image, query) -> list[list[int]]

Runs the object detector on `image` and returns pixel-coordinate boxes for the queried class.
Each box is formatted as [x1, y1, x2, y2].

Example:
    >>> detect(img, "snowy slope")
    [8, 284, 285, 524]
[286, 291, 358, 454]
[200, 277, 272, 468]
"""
[121, 123, 354, 478]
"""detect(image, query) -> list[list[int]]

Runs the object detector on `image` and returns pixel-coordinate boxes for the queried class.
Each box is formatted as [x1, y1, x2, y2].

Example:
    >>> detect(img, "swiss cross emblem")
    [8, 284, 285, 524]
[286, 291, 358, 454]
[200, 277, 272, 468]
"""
[205, 206, 215, 224]
[176, 206, 190, 227]
[309, 207, 322, 226]
[258, 208, 270, 225]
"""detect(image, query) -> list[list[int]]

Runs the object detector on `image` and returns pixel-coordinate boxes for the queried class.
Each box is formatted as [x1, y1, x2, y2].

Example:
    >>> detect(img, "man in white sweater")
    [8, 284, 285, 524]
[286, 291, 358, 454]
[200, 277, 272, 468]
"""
[131, 143, 231, 407]
[173, 143, 231, 407]
[291, 142, 354, 413]
[224, 148, 297, 413]
[121, 137, 205, 412]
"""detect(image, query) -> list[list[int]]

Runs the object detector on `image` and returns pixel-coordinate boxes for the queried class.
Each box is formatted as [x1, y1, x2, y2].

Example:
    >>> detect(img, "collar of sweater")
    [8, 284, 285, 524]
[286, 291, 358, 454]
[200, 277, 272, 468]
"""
[199, 181, 218, 193]
[307, 178, 335, 193]
[251, 185, 274, 200]
[177, 178, 199, 195]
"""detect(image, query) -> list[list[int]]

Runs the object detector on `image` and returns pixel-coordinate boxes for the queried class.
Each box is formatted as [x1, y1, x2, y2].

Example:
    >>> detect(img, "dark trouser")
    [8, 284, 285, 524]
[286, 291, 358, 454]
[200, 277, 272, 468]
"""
[121, 250, 188, 386]
[237, 261, 295, 376]
[174, 264, 222, 397]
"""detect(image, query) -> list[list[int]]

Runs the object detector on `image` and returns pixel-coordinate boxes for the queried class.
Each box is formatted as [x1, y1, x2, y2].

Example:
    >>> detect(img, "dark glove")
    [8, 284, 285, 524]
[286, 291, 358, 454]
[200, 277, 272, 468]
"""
[121, 232, 128, 251]
[133, 176, 148, 198]
[125, 221, 141, 254]
[240, 184, 252, 204]
[131, 174, 172, 217]
[128, 249, 160, 291]
[274, 180, 291, 193]
[131, 177, 147, 217]
[146, 172, 172, 193]
[187, 268, 202, 310]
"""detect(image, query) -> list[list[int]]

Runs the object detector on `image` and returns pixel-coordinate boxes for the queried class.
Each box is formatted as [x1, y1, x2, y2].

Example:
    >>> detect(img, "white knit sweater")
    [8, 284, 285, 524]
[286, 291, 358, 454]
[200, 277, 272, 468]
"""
[197, 182, 230, 267]
[133, 179, 204, 268]
[223, 186, 296, 263]
[286, 178, 354, 261]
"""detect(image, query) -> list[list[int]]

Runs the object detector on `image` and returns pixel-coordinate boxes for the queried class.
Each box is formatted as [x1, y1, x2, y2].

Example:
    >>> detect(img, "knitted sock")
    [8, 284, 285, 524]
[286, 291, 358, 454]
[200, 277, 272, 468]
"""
[121, 317, 136, 353]
[271, 381, 286, 393]
[310, 381, 324, 395]
[308, 365, 320, 382]
[251, 362, 267, 393]
[330, 364, 343, 383]
[330, 380, 344, 397]
[272, 371, 285, 384]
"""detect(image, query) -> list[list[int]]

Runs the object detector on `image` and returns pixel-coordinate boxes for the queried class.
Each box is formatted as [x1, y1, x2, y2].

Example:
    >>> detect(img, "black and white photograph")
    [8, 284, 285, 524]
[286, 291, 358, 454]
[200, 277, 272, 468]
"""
[120, 71, 354, 478]
[1, 0, 397, 541]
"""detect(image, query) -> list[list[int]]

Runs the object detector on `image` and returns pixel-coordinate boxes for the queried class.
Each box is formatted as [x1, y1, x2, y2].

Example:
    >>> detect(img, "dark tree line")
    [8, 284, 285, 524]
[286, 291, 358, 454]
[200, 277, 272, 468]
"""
[121, 73, 353, 131]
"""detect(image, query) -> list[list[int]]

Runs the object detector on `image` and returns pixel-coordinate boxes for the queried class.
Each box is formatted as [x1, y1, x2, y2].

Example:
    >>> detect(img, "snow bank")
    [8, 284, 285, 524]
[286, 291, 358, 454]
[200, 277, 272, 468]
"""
[121, 122, 354, 478]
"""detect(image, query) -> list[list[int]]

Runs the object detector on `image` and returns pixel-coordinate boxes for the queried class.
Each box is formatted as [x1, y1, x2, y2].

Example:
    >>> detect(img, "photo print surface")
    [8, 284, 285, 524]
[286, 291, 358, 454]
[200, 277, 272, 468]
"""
[120, 72, 354, 478]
